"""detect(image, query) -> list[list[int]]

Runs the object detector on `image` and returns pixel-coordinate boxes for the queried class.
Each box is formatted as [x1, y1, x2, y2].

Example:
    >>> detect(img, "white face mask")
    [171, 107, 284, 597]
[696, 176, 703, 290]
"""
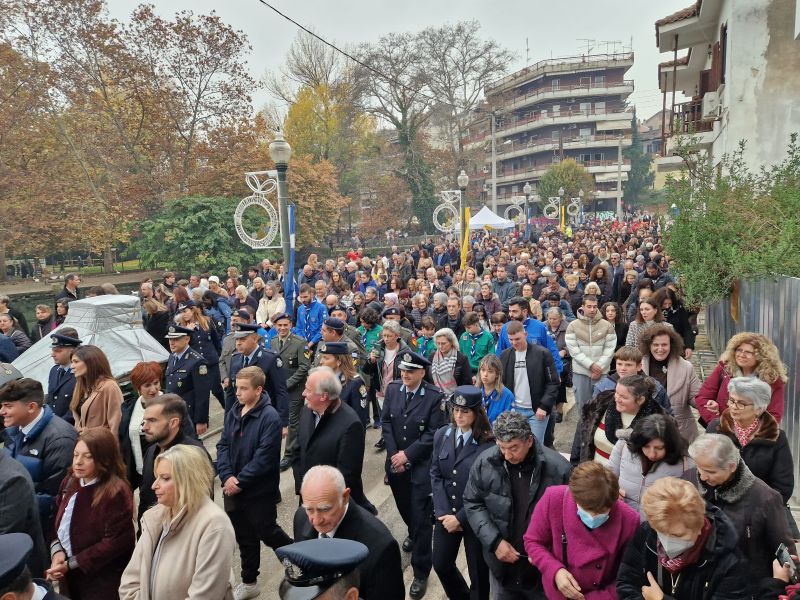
[657, 532, 696, 559]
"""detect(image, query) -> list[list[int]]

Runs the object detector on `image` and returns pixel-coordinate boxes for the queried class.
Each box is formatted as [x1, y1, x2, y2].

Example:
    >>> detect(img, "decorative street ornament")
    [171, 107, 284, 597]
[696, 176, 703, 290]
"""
[566, 197, 582, 217]
[433, 190, 462, 233]
[543, 197, 561, 220]
[234, 170, 281, 249]
[504, 195, 526, 222]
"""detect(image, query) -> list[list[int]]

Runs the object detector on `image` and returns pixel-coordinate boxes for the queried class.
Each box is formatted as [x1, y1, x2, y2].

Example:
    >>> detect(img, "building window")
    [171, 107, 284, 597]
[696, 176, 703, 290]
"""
[551, 131, 561, 141]
[580, 76, 590, 86]
[594, 75, 606, 86]
[540, 109, 548, 119]
[595, 101, 606, 114]
[552, 104, 560, 116]
[594, 152, 605, 162]
[580, 153, 591, 163]
[551, 79, 560, 91]
[580, 102, 591, 114]
[552, 156, 561, 164]
[579, 128, 592, 139]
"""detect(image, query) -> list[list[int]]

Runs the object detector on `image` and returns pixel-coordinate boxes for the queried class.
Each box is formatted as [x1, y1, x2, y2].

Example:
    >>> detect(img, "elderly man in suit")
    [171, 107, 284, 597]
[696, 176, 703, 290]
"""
[293, 466, 403, 600]
[294, 367, 375, 514]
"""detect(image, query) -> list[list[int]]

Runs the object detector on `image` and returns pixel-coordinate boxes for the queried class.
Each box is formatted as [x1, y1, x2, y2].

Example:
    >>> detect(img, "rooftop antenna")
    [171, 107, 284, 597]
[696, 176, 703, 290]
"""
[577, 38, 595, 55]
[526, 37, 530, 65]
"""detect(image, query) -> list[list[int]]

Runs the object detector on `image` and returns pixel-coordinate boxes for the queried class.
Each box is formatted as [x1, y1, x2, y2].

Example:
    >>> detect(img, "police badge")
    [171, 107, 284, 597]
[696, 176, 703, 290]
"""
[198, 365, 208, 375]
[454, 395, 467, 406]
[276, 357, 283, 368]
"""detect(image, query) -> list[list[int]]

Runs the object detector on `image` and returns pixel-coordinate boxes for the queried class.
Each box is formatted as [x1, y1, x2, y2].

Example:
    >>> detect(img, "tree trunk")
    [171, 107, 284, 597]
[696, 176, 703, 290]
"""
[103, 246, 113, 274]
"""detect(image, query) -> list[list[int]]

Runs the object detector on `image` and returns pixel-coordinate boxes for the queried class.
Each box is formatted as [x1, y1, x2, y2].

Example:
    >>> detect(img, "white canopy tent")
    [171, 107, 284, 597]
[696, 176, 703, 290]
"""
[13, 295, 170, 393]
[469, 205, 515, 230]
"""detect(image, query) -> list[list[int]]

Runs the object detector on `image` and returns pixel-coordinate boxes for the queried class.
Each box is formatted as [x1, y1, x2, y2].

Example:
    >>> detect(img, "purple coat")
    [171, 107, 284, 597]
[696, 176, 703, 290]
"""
[523, 485, 639, 600]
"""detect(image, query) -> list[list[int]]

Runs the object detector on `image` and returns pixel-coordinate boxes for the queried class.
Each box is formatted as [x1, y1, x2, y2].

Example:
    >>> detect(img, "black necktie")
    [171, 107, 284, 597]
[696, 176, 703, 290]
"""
[57, 368, 66, 384]
[405, 390, 414, 409]
[243, 355, 250, 367]
[320, 533, 330, 539]
[279, 338, 285, 351]
[455, 435, 464, 459]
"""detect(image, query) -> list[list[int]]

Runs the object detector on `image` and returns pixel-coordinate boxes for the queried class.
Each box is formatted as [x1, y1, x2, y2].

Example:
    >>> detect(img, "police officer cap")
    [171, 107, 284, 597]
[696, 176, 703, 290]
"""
[233, 323, 261, 338]
[277, 538, 368, 600]
[176, 300, 195, 312]
[381, 307, 400, 317]
[323, 317, 345, 332]
[319, 341, 348, 355]
[50, 332, 83, 348]
[449, 385, 482, 409]
[234, 309, 251, 320]
[330, 304, 348, 316]
[0, 533, 33, 588]
[398, 350, 431, 371]
[272, 312, 292, 324]
[164, 325, 193, 339]
[0, 363, 23, 392]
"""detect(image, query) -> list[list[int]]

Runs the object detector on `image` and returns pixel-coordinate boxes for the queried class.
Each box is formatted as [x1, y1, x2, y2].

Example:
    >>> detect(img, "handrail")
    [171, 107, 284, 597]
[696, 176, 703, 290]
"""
[500, 79, 634, 107]
[496, 133, 628, 155]
[491, 159, 632, 180]
[486, 53, 635, 91]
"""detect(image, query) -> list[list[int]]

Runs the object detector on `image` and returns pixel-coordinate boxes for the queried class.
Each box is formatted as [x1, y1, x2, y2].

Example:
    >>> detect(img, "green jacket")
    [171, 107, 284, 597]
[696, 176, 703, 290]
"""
[357, 324, 383, 354]
[459, 329, 496, 374]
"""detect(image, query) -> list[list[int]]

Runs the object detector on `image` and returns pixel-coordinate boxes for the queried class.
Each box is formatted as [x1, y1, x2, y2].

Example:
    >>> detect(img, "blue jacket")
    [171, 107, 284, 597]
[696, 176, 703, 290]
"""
[293, 300, 328, 345]
[3, 405, 77, 524]
[216, 392, 282, 509]
[46, 365, 76, 423]
[495, 317, 564, 374]
[0, 334, 18, 362]
[480, 386, 516, 424]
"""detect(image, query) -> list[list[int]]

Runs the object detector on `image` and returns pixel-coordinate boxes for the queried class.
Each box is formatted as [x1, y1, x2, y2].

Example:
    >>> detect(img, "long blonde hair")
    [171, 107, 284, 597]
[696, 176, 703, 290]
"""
[154, 445, 213, 522]
[720, 332, 787, 384]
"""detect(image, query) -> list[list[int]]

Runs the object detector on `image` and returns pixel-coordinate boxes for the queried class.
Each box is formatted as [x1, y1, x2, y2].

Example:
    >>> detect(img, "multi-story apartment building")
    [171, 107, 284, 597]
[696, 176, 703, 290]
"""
[655, 0, 800, 173]
[463, 53, 635, 213]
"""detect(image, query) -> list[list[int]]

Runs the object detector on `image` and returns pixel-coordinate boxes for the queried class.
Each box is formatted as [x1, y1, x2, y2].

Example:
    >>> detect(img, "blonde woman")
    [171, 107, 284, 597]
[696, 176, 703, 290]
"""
[256, 282, 286, 329]
[696, 332, 787, 425]
[455, 267, 481, 299]
[120, 445, 235, 600]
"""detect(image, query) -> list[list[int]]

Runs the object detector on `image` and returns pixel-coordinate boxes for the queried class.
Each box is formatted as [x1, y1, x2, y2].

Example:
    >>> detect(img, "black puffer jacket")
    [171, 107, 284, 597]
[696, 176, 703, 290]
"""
[463, 439, 571, 584]
[617, 505, 749, 600]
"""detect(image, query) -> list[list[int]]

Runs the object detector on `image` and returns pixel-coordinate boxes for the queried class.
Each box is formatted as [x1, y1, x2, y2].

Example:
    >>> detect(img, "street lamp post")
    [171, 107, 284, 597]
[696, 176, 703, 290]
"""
[457, 170, 469, 248]
[269, 130, 292, 298]
[523, 181, 532, 239]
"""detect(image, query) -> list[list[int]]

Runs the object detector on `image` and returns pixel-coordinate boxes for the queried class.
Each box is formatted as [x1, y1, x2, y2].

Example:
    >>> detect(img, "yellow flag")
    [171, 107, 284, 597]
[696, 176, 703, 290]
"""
[461, 207, 471, 270]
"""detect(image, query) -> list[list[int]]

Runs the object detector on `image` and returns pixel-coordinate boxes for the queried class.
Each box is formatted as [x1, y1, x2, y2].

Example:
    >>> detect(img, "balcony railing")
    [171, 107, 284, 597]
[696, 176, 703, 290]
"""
[670, 99, 714, 135]
[502, 79, 634, 108]
[490, 159, 631, 181]
[496, 133, 629, 156]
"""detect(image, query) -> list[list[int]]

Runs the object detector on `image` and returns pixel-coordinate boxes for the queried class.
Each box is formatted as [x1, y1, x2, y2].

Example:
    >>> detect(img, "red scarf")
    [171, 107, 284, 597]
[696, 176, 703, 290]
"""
[732, 418, 760, 448]
[657, 517, 712, 574]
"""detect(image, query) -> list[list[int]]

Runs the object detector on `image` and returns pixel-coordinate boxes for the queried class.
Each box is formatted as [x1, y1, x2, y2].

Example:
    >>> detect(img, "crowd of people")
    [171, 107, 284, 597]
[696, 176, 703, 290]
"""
[0, 216, 798, 600]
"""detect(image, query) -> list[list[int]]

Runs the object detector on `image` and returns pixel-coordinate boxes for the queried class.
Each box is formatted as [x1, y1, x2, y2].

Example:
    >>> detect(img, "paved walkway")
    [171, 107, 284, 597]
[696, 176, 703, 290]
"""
[0, 270, 164, 297]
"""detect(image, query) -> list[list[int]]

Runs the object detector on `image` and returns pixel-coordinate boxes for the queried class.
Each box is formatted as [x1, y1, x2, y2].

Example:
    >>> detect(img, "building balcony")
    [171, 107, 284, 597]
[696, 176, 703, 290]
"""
[497, 109, 633, 139]
[498, 80, 635, 112]
[487, 159, 631, 185]
[493, 134, 632, 162]
[660, 99, 716, 155]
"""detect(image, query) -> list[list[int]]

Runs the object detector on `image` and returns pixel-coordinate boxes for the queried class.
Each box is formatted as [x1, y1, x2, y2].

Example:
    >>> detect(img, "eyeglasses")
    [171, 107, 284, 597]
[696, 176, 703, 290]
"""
[728, 398, 754, 409]
[734, 348, 756, 357]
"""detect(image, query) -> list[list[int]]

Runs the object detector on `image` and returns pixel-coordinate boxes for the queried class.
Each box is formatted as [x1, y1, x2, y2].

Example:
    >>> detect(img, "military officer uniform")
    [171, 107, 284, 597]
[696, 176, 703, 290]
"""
[164, 325, 210, 428]
[225, 323, 289, 425]
[311, 316, 365, 371]
[381, 351, 445, 590]
[431, 386, 493, 600]
[270, 313, 311, 469]
[45, 333, 81, 423]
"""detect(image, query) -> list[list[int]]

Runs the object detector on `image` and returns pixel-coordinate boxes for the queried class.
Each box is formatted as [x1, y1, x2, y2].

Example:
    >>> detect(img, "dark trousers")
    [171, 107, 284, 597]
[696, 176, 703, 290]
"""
[388, 470, 432, 579]
[433, 520, 490, 600]
[208, 364, 225, 408]
[368, 380, 381, 424]
[227, 500, 292, 583]
[489, 572, 546, 600]
[282, 393, 305, 460]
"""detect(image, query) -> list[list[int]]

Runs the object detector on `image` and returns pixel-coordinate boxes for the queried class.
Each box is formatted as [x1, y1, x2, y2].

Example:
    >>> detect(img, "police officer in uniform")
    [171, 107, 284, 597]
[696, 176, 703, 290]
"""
[317, 342, 370, 429]
[226, 323, 289, 429]
[329, 305, 367, 358]
[431, 385, 494, 600]
[276, 538, 369, 600]
[382, 350, 445, 600]
[312, 317, 363, 370]
[270, 312, 311, 471]
[164, 325, 210, 436]
[45, 330, 81, 423]
[0, 533, 68, 599]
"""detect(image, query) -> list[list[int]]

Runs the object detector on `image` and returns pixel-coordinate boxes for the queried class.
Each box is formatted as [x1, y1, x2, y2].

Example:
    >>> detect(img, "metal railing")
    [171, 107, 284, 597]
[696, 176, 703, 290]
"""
[496, 133, 629, 156]
[486, 52, 635, 92]
[705, 276, 800, 502]
[500, 79, 634, 108]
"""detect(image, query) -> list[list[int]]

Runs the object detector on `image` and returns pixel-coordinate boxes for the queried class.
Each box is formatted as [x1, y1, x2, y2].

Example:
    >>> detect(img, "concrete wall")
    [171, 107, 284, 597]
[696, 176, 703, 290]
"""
[716, 0, 800, 169]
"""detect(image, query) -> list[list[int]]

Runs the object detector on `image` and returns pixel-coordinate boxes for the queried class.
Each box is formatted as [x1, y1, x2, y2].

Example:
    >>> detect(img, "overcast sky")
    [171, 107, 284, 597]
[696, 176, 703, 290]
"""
[107, 0, 690, 119]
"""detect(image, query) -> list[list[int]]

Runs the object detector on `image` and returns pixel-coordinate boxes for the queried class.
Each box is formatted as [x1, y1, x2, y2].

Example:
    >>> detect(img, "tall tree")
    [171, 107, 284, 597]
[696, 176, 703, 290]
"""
[538, 159, 595, 202]
[419, 21, 513, 176]
[623, 112, 655, 208]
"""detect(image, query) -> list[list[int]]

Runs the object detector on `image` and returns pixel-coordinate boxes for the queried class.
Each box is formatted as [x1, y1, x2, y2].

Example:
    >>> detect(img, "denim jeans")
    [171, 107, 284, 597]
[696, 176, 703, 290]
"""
[513, 406, 550, 445]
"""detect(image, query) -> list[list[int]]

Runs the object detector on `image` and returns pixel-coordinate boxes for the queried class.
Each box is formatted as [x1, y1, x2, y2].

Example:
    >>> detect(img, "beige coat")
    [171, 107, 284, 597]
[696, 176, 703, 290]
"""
[119, 498, 235, 600]
[641, 355, 702, 442]
[73, 377, 123, 437]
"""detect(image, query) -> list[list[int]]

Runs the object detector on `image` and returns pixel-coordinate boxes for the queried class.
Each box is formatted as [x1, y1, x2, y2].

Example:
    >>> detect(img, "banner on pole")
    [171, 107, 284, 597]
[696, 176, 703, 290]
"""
[285, 204, 296, 318]
[460, 207, 471, 270]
